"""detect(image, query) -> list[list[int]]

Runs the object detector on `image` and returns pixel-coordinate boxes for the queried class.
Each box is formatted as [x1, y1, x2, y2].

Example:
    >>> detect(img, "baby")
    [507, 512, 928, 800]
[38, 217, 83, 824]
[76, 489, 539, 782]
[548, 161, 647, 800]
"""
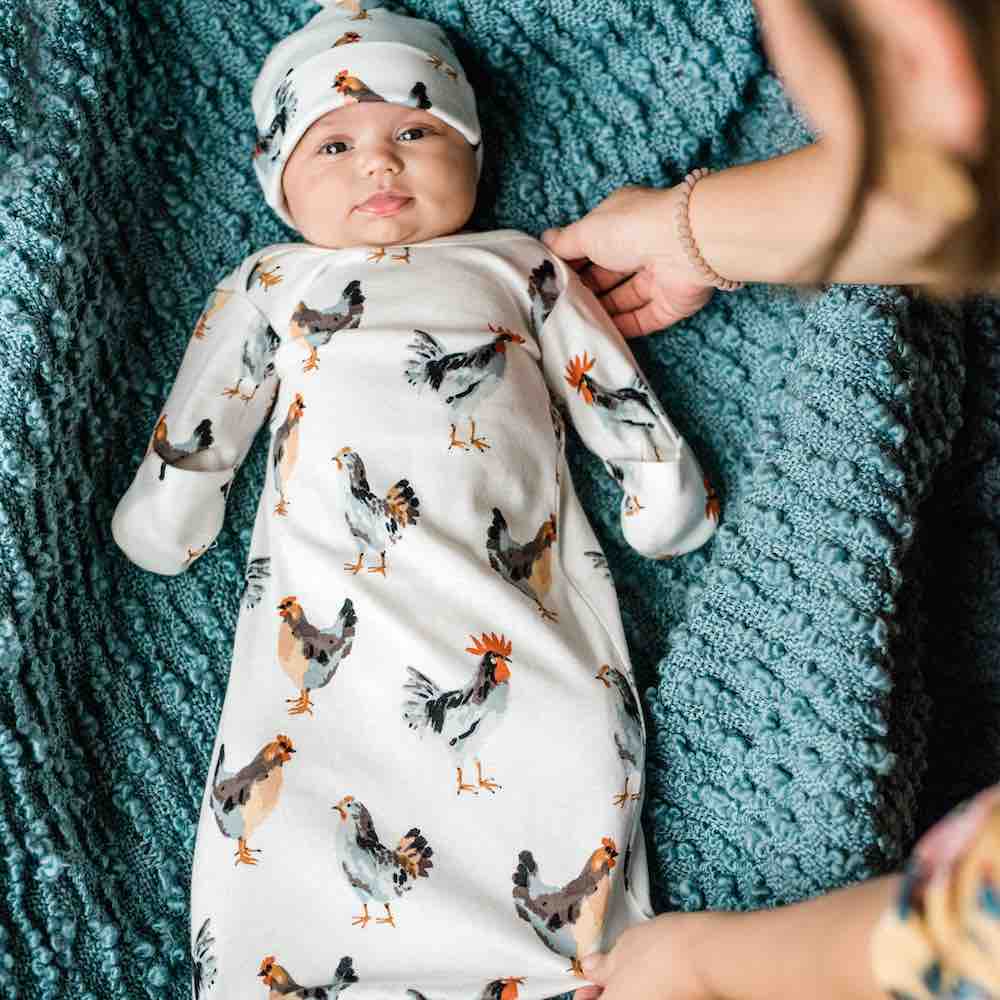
[111, 2, 719, 998]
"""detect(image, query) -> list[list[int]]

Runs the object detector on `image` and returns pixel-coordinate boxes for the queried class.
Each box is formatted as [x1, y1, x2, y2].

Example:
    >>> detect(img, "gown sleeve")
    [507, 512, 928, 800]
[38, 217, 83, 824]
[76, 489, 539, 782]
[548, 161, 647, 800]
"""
[111, 263, 281, 576]
[534, 253, 719, 560]
[870, 782, 1000, 999]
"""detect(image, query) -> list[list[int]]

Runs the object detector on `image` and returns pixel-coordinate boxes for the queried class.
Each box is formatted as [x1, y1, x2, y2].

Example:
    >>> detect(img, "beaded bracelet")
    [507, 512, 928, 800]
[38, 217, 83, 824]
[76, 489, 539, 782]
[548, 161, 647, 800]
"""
[674, 167, 745, 292]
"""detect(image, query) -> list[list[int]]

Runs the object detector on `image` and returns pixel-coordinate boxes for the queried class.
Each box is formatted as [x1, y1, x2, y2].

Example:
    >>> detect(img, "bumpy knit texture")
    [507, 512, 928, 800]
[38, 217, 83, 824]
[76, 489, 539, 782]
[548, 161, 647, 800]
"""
[1, 0, 998, 997]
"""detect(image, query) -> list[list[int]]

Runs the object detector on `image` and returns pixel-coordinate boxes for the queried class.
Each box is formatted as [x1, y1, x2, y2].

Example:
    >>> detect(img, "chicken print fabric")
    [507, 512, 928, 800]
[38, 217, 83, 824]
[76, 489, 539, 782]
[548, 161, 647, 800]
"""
[111, 229, 719, 1000]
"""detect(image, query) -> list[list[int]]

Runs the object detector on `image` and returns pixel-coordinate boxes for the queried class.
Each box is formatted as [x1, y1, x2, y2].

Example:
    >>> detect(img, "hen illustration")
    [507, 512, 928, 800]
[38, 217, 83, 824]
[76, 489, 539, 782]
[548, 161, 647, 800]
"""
[221, 314, 281, 402]
[564, 352, 666, 460]
[257, 954, 358, 998]
[210, 734, 296, 866]
[277, 595, 358, 716]
[335, 71, 431, 111]
[273, 392, 306, 516]
[404, 324, 526, 452]
[333, 447, 421, 576]
[595, 664, 643, 808]
[191, 916, 218, 1000]
[332, 794, 435, 927]
[401, 631, 512, 795]
[334, 30, 363, 46]
[512, 839, 619, 975]
[290, 279, 365, 372]
[247, 254, 284, 293]
[486, 508, 558, 621]
[193, 288, 233, 340]
[527, 259, 559, 336]
[148, 414, 214, 481]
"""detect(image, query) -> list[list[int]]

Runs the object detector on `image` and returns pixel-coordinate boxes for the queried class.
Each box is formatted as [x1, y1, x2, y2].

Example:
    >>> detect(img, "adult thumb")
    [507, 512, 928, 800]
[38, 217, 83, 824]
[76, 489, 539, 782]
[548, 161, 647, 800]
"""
[541, 222, 587, 261]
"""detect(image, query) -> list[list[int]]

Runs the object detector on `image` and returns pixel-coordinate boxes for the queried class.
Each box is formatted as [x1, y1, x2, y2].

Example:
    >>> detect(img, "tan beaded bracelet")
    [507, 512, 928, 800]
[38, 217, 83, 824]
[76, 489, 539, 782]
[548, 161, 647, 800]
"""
[674, 167, 745, 292]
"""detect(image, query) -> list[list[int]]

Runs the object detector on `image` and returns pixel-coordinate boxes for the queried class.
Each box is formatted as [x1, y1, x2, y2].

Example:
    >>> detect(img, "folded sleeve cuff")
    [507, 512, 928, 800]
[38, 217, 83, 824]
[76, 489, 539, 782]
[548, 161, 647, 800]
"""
[111, 449, 233, 576]
[617, 441, 719, 559]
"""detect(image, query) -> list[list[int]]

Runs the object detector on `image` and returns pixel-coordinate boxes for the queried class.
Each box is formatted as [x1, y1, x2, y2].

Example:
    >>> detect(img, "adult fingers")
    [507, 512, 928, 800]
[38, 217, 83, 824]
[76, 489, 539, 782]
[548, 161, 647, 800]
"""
[580, 263, 635, 295]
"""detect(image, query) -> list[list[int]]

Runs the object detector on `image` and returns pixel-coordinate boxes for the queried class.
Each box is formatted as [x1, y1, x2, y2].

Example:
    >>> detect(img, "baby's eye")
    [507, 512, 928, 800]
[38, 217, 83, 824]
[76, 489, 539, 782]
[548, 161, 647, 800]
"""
[320, 140, 350, 156]
[398, 127, 430, 141]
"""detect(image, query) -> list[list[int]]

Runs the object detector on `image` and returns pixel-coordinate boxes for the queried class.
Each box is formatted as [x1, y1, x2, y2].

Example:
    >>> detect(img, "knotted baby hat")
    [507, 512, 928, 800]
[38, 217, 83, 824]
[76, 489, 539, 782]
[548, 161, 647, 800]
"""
[251, 0, 483, 231]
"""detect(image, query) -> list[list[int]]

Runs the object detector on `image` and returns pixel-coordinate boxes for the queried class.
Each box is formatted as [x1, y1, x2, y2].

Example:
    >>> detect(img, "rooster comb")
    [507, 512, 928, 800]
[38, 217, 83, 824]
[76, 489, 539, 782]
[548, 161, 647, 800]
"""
[465, 631, 512, 658]
[564, 352, 596, 388]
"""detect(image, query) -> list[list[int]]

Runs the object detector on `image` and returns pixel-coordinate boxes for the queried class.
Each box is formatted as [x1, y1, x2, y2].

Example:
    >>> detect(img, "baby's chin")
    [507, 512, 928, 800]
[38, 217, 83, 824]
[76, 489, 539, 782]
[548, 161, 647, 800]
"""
[305, 212, 462, 249]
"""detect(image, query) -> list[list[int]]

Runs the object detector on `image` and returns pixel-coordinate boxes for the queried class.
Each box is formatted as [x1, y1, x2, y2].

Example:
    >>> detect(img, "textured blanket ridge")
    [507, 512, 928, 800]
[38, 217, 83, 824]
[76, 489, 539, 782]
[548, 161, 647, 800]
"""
[1, 0, 998, 996]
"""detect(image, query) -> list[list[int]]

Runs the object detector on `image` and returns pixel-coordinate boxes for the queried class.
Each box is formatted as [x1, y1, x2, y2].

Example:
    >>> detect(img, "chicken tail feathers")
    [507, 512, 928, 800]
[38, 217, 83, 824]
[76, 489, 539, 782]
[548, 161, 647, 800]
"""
[403, 329, 444, 389]
[486, 507, 512, 555]
[408, 81, 431, 109]
[385, 479, 420, 526]
[395, 826, 434, 881]
[328, 955, 358, 990]
[512, 848, 538, 895]
[194, 417, 214, 450]
[400, 666, 441, 732]
[320, 596, 357, 636]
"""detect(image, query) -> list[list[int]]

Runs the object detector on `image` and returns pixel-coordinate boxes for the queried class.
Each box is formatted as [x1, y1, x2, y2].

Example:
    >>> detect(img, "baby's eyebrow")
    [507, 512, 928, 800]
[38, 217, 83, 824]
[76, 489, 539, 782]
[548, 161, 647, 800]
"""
[312, 116, 437, 140]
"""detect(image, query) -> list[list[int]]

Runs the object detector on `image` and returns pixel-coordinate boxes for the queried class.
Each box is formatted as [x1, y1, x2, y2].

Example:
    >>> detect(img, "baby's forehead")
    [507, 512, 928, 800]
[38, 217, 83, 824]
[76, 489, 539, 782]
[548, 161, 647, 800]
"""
[308, 102, 432, 132]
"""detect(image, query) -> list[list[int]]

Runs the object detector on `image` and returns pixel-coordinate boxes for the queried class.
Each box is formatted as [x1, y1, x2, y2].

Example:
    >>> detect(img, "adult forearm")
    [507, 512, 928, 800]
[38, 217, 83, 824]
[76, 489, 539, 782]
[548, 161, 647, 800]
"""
[694, 873, 902, 1000]
[664, 139, 951, 286]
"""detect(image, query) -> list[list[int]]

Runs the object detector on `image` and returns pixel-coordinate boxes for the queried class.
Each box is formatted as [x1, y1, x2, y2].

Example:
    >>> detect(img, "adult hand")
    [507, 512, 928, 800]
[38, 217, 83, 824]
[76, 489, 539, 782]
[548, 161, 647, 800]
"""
[571, 911, 723, 1000]
[541, 185, 716, 340]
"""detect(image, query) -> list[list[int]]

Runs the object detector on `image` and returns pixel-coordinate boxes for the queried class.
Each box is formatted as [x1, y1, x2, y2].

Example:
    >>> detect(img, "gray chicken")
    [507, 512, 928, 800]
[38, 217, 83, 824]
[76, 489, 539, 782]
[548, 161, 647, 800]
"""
[240, 555, 272, 611]
[485, 507, 558, 621]
[221, 313, 281, 402]
[332, 795, 434, 928]
[191, 917, 218, 1000]
[149, 413, 213, 481]
[209, 734, 296, 867]
[257, 954, 358, 998]
[290, 279, 365, 372]
[276, 595, 358, 716]
[332, 447, 421, 576]
[594, 664, 644, 807]
[403, 324, 526, 452]
[564, 353, 669, 461]
[511, 838, 619, 974]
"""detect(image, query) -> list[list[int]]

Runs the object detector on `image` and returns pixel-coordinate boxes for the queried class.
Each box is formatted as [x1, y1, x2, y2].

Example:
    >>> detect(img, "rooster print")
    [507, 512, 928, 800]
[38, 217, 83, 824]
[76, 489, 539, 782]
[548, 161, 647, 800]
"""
[401, 631, 512, 795]
[403, 324, 526, 453]
[333, 447, 421, 576]
[512, 838, 619, 975]
[603, 459, 643, 516]
[594, 664, 643, 808]
[210, 734, 296, 867]
[191, 916, 218, 999]
[193, 288, 232, 340]
[334, 70, 431, 111]
[148, 414, 213, 481]
[277, 595, 358, 716]
[289, 280, 366, 372]
[258, 954, 358, 998]
[564, 352, 667, 461]
[253, 69, 298, 163]
[486, 508, 558, 621]
[273, 392, 306, 516]
[528, 259, 559, 337]
[247, 254, 284, 293]
[332, 795, 435, 927]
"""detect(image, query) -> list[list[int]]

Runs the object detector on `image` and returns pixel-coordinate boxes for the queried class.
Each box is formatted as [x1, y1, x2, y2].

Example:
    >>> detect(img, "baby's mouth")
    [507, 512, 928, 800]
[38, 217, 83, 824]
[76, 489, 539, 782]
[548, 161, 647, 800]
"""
[357, 193, 412, 216]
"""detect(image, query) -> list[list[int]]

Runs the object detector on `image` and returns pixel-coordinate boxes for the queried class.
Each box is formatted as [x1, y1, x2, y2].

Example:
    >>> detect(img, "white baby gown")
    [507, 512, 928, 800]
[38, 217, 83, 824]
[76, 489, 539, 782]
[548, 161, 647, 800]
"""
[111, 228, 718, 1000]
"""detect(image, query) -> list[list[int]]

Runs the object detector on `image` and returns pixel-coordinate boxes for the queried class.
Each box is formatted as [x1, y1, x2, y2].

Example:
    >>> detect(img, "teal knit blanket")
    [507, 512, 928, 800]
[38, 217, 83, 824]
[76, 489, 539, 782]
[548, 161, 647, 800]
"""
[2, 0, 998, 996]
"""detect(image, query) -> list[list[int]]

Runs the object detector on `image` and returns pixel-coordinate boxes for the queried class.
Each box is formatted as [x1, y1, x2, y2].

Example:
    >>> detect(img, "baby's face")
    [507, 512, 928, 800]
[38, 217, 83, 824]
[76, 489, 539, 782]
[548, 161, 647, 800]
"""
[281, 101, 478, 248]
